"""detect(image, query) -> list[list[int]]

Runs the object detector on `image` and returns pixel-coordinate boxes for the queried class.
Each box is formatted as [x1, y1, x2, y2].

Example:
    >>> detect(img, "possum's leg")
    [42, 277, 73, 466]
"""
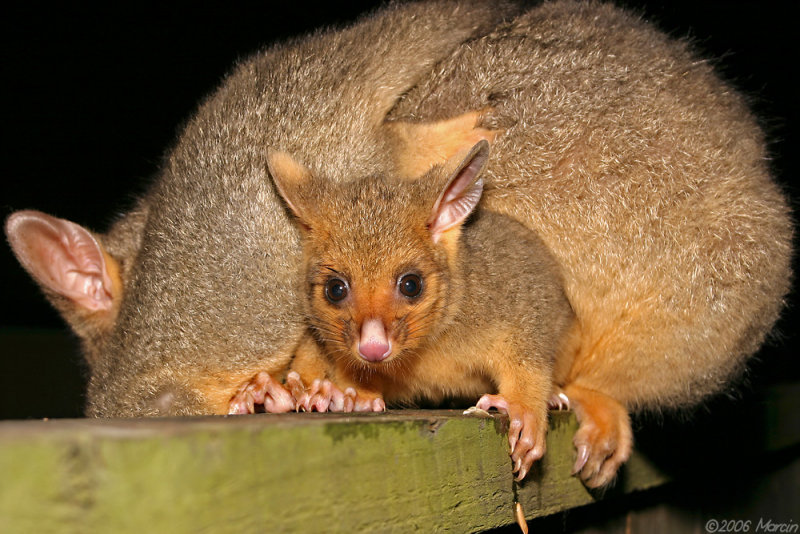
[475, 393, 548, 481]
[559, 383, 633, 489]
[384, 109, 501, 179]
[475, 343, 553, 481]
[228, 372, 295, 414]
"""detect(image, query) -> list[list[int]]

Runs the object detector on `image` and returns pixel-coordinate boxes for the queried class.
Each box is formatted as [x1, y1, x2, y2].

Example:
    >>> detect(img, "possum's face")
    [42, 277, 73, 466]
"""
[268, 141, 489, 367]
[302, 196, 453, 367]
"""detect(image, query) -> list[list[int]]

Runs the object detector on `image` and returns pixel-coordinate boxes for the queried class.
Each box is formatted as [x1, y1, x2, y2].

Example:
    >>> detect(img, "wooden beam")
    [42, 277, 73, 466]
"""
[0, 384, 797, 532]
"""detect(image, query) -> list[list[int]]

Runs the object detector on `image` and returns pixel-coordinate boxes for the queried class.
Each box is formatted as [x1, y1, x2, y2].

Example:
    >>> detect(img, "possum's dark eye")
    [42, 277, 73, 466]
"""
[398, 273, 423, 298]
[325, 278, 349, 303]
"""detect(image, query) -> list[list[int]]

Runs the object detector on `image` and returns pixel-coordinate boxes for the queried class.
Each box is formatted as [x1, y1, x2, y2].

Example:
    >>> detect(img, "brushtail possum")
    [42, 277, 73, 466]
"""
[264, 141, 574, 481]
[4, 0, 516, 416]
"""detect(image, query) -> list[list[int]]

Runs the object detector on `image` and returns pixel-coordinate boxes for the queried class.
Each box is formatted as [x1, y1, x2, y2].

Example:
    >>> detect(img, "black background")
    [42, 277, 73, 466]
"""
[2, 2, 797, 417]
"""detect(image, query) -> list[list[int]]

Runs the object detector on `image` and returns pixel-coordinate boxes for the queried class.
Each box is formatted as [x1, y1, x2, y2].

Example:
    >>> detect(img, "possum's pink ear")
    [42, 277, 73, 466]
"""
[427, 140, 489, 243]
[5, 210, 119, 313]
[267, 149, 315, 227]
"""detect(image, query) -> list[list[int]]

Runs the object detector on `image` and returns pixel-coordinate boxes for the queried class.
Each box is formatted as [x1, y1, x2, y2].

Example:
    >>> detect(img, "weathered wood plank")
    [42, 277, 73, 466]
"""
[0, 411, 637, 533]
[1, 383, 797, 533]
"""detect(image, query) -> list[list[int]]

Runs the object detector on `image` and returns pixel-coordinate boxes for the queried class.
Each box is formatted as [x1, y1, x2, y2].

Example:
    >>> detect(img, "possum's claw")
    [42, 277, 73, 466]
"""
[285, 371, 310, 411]
[330, 386, 383, 412]
[571, 444, 590, 475]
[307, 379, 331, 412]
[352, 392, 386, 412]
[307, 379, 348, 412]
[228, 371, 295, 414]
[476, 393, 546, 481]
[548, 390, 570, 411]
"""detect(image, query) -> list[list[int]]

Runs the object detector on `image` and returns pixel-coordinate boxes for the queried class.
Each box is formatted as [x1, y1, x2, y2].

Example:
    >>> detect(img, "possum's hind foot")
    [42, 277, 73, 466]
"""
[476, 393, 547, 481]
[228, 371, 295, 414]
[562, 384, 633, 488]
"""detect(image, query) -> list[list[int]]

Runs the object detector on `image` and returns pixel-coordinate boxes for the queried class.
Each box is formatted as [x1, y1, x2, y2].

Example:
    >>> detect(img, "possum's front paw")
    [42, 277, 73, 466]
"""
[228, 372, 295, 414]
[286, 372, 347, 412]
[475, 394, 547, 481]
[285, 372, 385, 413]
[563, 384, 632, 489]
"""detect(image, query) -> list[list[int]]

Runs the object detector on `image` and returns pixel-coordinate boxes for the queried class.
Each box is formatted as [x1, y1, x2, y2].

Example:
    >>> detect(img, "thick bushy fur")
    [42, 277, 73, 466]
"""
[389, 0, 793, 412]
[6, 1, 517, 416]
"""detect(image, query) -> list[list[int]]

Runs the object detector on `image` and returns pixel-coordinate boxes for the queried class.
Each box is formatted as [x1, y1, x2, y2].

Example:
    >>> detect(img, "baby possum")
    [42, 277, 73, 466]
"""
[261, 141, 575, 481]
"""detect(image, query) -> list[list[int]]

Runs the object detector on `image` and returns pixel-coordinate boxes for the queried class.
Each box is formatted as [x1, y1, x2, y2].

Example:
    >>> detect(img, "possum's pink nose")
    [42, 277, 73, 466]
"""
[358, 318, 391, 362]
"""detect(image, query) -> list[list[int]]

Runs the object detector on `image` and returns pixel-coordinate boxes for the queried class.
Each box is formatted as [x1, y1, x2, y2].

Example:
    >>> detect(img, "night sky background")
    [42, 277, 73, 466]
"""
[1, 2, 797, 420]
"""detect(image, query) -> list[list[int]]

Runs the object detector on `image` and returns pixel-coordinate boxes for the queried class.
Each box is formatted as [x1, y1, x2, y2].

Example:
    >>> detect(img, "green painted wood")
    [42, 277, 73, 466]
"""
[0, 412, 613, 533]
[1, 383, 797, 533]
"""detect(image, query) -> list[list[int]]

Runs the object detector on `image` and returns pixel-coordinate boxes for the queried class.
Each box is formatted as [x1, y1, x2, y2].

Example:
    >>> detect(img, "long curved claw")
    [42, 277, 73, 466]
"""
[571, 444, 590, 476]
[284, 374, 380, 414]
[343, 388, 357, 413]
[352, 392, 386, 412]
[309, 380, 340, 412]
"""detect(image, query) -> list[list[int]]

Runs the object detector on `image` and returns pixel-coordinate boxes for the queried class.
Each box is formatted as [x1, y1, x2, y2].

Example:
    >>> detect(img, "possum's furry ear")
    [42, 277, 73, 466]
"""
[267, 149, 315, 229]
[427, 140, 490, 244]
[385, 110, 500, 179]
[5, 210, 122, 330]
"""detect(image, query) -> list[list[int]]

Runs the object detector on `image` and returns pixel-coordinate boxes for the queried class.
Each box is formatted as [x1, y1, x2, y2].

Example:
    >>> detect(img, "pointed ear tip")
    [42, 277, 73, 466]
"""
[5, 210, 46, 243]
[4, 212, 20, 237]
[472, 139, 491, 159]
[265, 148, 281, 169]
[6, 209, 34, 227]
[266, 147, 285, 162]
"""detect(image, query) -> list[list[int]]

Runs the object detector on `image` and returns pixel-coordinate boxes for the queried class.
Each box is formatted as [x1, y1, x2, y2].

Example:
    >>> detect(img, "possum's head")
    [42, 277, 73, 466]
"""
[269, 141, 489, 367]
